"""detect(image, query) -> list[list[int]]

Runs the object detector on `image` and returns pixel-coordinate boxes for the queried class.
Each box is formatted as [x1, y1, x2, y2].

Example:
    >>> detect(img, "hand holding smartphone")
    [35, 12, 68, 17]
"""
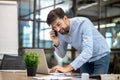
[52, 29, 58, 37]
[50, 29, 59, 47]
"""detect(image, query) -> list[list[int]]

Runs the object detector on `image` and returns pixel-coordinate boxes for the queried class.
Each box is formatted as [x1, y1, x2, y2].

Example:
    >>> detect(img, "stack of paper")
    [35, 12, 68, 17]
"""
[100, 74, 120, 80]
[33, 76, 72, 80]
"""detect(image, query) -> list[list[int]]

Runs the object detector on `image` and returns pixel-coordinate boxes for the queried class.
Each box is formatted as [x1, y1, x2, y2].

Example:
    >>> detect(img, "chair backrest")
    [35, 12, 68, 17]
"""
[0, 54, 26, 70]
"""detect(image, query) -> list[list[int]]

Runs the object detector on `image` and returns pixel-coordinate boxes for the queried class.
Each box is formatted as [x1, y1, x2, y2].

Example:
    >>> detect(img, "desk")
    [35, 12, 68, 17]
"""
[0, 70, 31, 80]
[0, 70, 97, 80]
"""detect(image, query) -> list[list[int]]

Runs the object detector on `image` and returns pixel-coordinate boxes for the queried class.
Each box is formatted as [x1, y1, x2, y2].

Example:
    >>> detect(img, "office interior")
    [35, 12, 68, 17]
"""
[0, 0, 120, 74]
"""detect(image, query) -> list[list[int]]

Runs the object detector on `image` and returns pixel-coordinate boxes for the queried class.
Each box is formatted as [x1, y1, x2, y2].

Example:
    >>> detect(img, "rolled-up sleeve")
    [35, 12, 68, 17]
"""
[54, 39, 68, 58]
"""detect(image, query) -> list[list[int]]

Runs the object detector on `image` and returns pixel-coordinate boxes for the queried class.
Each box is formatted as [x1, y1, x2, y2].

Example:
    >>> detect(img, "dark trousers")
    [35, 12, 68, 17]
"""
[80, 53, 110, 74]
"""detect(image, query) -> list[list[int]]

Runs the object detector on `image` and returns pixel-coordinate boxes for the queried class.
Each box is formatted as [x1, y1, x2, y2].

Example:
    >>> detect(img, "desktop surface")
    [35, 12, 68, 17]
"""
[0, 70, 98, 80]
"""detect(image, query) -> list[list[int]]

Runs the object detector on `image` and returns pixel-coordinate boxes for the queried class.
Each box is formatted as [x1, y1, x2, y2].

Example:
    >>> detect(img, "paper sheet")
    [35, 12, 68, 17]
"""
[33, 75, 72, 80]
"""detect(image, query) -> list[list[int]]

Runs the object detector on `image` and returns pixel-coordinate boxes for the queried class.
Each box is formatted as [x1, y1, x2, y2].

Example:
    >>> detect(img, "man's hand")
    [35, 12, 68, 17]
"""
[50, 65, 73, 73]
[50, 30, 59, 47]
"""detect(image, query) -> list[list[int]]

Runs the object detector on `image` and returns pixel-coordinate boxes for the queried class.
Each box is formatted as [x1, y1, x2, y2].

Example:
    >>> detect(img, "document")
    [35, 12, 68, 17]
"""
[50, 72, 72, 76]
[33, 75, 72, 80]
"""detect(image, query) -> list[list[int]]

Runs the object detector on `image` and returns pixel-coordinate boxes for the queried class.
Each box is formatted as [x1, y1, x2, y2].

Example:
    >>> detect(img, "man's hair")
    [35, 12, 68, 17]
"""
[46, 7, 65, 26]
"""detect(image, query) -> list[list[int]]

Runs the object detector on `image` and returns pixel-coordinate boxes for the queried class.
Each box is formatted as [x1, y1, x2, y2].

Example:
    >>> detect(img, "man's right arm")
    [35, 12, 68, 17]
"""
[50, 30, 68, 58]
[54, 40, 68, 58]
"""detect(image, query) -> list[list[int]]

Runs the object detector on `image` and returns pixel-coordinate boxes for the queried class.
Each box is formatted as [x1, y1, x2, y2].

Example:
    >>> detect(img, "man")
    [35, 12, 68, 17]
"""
[47, 7, 110, 74]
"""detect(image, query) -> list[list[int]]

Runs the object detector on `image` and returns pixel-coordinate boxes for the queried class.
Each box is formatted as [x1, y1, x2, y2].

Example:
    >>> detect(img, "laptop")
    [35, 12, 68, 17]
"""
[24, 49, 51, 74]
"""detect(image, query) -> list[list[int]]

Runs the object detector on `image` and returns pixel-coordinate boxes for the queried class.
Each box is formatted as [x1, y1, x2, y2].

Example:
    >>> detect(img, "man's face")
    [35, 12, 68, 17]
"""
[51, 16, 69, 35]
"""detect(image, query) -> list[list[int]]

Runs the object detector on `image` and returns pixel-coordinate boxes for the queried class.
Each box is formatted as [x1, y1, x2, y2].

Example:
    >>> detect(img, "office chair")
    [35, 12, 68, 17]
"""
[0, 54, 26, 70]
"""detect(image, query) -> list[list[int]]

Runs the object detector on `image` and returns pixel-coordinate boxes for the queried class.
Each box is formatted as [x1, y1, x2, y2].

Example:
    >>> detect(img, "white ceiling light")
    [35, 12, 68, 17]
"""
[95, 23, 116, 28]
[103, 0, 108, 2]
[78, 2, 98, 11]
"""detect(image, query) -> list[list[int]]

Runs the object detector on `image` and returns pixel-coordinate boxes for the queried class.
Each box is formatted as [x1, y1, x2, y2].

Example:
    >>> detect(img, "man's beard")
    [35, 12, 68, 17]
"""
[59, 26, 69, 35]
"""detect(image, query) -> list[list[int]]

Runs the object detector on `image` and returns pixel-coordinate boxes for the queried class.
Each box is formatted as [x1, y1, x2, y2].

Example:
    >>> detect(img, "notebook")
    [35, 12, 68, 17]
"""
[24, 49, 51, 74]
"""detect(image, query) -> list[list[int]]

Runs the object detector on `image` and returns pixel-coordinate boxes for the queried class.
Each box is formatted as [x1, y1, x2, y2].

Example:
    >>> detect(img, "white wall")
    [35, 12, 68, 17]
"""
[0, 1, 18, 58]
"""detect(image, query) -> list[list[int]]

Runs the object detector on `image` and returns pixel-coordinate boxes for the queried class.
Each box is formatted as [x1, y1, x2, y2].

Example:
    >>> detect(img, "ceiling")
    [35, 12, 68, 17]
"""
[76, 0, 120, 20]
[3, 0, 119, 21]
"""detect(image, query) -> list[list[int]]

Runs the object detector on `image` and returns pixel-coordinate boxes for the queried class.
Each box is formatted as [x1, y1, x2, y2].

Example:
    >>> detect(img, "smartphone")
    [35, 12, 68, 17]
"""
[54, 30, 58, 36]
[52, 29, 58, 36]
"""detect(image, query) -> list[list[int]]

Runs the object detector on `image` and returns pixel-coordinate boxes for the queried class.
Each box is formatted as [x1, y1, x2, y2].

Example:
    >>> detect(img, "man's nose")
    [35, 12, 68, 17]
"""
[56, 27, 60, 32]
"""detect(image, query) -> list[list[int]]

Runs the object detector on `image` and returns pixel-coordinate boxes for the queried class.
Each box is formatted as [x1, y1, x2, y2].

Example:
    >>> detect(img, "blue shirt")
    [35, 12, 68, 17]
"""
[55, 17, 110, 70]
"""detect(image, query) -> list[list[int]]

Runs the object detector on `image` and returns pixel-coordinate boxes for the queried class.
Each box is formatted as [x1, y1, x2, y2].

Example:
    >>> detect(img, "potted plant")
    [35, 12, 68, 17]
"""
[23, 52, 40, 76]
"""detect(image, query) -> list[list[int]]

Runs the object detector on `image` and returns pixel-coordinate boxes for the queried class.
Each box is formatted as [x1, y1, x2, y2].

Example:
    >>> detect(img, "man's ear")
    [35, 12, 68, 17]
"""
[64, 16, 68, 20]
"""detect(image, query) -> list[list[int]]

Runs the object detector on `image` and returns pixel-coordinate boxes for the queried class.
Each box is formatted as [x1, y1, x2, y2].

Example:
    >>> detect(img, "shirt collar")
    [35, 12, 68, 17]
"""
[67, 18, 76, 35]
